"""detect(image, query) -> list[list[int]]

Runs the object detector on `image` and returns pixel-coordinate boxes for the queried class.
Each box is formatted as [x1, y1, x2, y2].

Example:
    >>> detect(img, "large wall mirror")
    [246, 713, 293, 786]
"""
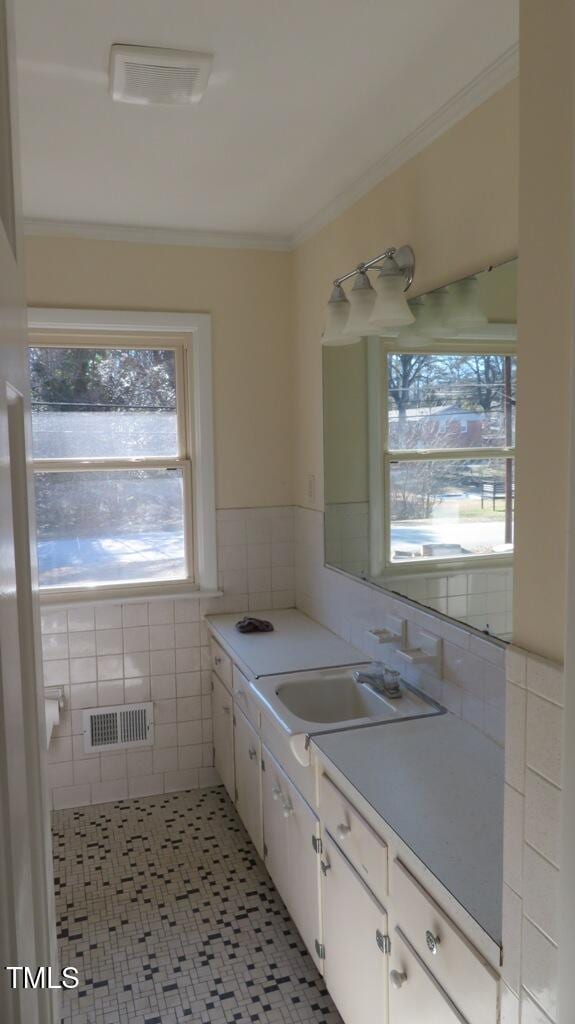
[323, 257, 517, 641]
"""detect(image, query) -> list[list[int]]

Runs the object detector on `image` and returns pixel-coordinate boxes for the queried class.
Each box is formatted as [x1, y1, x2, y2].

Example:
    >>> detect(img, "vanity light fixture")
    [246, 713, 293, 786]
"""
[369, 255, 415, 330]
[419, 286, 451, 335]
[394, 295, 429, 346]
[322, 283, 352, 346]
[446, 275, 488, 328]
[342, 270, 377, 338]
[322, 244, 415, 346]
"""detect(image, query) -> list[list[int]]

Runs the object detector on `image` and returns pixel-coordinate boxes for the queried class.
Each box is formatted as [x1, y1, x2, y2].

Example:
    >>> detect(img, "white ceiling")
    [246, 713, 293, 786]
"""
[14, 0, 518, 243]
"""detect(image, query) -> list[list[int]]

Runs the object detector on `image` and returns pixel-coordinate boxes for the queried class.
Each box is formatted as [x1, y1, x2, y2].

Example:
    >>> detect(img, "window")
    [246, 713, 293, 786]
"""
[28, 311, 216, 596]
[385, 352, 516, 566]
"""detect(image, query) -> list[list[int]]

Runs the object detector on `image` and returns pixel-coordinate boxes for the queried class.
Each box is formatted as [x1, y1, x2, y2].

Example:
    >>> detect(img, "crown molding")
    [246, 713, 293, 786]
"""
[290, 43, 519, 248]
[23, 44, 518, 254]
[23, 217, 292, 252]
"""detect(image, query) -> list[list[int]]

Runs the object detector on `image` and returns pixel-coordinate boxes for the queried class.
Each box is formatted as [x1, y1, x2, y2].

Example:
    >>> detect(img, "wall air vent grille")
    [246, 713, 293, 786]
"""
[83, 703, 154, 753]
[110, 45, 213, 106]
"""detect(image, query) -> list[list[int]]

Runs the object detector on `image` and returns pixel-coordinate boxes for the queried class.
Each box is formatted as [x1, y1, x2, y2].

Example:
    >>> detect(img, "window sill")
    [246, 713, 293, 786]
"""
[38, 581, 223, 608]
[379, 552, 513, 578]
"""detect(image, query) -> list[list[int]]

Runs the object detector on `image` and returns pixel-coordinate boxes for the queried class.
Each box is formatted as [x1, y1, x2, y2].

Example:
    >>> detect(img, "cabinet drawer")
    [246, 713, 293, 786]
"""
[233, 665, 260, 729]
[390, 926, 471, 1024]
[320, 772, 387, 905]
[210, 639, 232, 691]
[392, 859, 498, 1024]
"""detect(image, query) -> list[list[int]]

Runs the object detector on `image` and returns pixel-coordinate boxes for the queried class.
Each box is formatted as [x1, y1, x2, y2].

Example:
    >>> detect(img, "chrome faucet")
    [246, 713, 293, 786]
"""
[353, 665, 403, 699]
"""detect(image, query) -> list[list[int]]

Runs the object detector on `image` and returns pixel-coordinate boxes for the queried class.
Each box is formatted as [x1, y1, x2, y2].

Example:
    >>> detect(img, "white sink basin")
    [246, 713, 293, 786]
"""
[275, 674, 400, 724]
[250, 665, 443, 765]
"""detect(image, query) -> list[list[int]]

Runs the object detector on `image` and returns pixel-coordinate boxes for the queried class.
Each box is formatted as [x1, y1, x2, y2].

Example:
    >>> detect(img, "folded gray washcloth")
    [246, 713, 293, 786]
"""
[235, 617, 274, 634]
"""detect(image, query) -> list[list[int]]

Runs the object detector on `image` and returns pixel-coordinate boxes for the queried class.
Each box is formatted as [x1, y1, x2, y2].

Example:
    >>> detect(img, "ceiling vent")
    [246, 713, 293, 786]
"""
[110, 44, 213, 106]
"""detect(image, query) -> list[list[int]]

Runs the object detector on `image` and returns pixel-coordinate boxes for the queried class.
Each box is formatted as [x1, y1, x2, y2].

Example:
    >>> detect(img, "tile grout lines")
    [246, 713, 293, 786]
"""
[52, 786, 342, 1024]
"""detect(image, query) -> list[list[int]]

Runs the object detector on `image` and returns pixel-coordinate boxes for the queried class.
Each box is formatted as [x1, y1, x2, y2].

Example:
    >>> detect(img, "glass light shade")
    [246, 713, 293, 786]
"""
[369, 266, 415, 330]
[322, 283, 352, 346]
[342, 271, 376, 338]
[419, 287, 451, 335]
[446, 276, 488, 328]
[395, 296, 429, 346]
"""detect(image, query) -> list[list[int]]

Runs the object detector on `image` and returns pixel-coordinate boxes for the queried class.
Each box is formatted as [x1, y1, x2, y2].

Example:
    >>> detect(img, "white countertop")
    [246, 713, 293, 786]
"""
[205, 609, 365, 678]
[313, 714, 504, 945]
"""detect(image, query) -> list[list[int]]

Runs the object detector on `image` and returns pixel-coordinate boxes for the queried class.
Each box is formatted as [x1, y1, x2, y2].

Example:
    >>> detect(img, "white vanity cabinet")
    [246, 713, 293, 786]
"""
[212, 672, 235, 802]
[261, 745, 323, 972]
[320, 833, 389, 1024]
[317, 770, 499, 1024]
[234, 705, 263, 856]
[206, 617, 501, 1024]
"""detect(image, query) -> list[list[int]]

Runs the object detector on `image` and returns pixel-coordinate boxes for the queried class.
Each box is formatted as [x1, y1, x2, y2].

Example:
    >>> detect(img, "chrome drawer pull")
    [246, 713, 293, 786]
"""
[272, 786, 282, 801]
[248, 746, 257, 761]
[214, 655, 222, 666]
[320, 858, 331, 875]
[282, 798, 294, 818]
[425, 930, 440, 955]
[336, 823, 351, 840]
[390, 970, 407, 990]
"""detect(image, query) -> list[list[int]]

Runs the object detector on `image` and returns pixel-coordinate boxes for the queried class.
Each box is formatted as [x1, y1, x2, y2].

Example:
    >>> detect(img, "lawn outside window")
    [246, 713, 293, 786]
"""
[28, 310, 217, 600]
[382, 346, 516, 573]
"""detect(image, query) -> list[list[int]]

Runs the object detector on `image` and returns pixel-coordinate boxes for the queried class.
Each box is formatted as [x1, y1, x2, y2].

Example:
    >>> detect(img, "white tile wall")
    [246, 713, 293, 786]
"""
[384, 566, 513, 638]
[324, 501, 513, 637]
[216, 506, 295, 610]
[43, 506, 295, 809]
[295, 506, 507, 745]
[502, 646, 564, 1023]
[43, 595, 215, 809]
[324, 501, 369, 578]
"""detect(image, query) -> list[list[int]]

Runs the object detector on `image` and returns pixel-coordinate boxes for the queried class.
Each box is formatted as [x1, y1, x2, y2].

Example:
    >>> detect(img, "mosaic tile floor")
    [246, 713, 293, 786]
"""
[52, 787, 342, 1024]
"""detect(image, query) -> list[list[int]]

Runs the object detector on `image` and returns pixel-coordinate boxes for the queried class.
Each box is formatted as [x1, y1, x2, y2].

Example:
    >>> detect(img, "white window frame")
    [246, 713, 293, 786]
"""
[28, 308, 218, 602]
[379, 338, 517, 577]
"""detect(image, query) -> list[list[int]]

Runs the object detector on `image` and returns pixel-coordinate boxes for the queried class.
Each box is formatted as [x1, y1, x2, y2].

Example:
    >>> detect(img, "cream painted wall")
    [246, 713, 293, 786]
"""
[513, 0, 574, 664]
[292, 80, 518, 514]
[24, 236, 294, 510]
[323, 340, 368, 505]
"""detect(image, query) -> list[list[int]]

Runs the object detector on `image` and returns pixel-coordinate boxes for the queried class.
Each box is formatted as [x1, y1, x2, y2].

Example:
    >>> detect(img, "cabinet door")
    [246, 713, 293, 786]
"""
[235, 706, 263, 856]
[261, 747, 323, 971]
[322, 833, 389, 1024]
[212, 672, 235, 801]
[389, 927, 465, 1024]
[283, 772, 323, 972]
[262, 745, 291, 903]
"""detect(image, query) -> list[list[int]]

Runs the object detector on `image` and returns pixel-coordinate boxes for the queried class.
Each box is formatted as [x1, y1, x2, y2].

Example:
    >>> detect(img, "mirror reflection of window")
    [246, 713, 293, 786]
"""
[386, 352, 516, 564]
[322, 258, 517, 641]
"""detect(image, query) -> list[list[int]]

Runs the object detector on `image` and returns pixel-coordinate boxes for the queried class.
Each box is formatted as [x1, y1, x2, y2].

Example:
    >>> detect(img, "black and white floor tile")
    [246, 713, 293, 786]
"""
[52, 787, 342, 1024]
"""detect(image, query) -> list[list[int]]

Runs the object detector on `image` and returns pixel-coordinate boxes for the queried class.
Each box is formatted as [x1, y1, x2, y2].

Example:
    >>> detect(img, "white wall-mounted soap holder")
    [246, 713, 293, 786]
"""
[396, 630, 442, 675]
[366, 614, 406, 646]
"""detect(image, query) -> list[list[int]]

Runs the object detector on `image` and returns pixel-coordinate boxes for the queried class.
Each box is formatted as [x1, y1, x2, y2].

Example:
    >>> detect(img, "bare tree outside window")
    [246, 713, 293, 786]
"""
[30, 345, 191, 588]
